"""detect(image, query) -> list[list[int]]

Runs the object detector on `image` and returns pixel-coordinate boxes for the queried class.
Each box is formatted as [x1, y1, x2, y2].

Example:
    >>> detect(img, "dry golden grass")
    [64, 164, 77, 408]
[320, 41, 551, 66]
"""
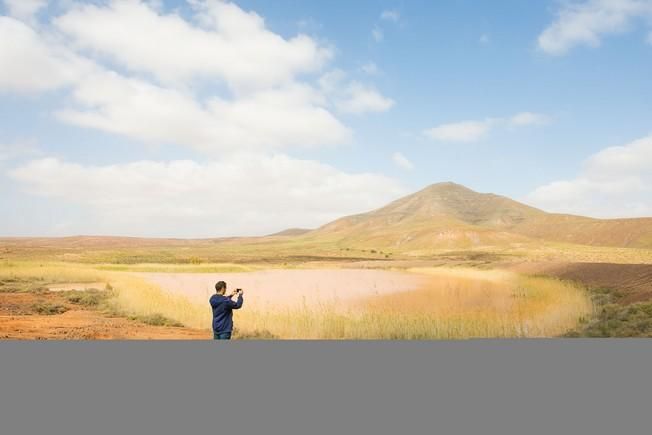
[230, 268, 593, 339]
[119, 267, 589, 339]
[360, 269, 592, 338]
[93, 262, 258, 273]
[0, 262, 107, 284]
[1, 262, 593, 339]
[501, 243, 652, 264]
[108, 273, 209, 329]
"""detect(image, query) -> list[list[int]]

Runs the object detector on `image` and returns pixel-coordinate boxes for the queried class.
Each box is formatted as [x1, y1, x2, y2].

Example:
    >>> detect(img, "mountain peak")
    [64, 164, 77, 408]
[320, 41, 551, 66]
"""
[373, 182, 543, 227]
[423, 181, 470, 190]
[416, 182, 476, 196]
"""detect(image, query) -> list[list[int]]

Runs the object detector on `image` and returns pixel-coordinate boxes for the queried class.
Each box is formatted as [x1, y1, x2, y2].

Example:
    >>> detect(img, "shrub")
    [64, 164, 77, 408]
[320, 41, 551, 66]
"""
[576, 303, 652, 337]
[31, 303, 68, 315]
[65, 290, 107, 307]
[235, 329, 278, 340]
[188, 256, 203, 265]
[132, 314, 184, 327]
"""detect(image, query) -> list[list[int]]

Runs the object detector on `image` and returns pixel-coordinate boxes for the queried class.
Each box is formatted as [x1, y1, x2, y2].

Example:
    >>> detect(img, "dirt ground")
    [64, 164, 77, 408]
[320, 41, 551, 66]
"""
[0, 291, 210, 340]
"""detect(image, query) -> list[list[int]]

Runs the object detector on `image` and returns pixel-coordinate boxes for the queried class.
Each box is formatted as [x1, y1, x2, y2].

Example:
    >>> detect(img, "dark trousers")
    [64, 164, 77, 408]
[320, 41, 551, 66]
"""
[213, 331, 232, 340]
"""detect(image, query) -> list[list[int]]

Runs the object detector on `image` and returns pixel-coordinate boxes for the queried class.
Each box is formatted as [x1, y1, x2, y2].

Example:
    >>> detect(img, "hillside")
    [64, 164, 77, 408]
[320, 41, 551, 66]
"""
[510, 215, 652, 248]
[306, 182, 652, 250]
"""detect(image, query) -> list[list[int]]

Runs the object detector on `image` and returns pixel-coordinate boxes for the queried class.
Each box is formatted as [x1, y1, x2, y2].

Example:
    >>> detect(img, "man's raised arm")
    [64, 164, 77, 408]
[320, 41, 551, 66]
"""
[228, 291, 244, 309]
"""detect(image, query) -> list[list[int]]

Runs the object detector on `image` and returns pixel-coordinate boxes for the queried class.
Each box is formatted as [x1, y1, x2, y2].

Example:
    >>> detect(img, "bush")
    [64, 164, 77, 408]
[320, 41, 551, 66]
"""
[31, 303, 68, 315]
[568, 302, 652, 337]
[65, 290, 107, 307]
[0, 278, 47, 293]
[235, 329, 278, 340]
[132, 313, 184, 327]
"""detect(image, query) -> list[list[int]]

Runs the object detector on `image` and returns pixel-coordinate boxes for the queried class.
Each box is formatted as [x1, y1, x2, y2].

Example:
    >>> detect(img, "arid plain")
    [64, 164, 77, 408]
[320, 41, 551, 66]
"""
[2, 183, 651, 339]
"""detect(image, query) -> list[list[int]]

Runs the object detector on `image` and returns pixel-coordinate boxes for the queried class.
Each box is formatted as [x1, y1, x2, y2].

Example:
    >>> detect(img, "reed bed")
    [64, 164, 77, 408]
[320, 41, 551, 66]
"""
[113, 267, 592, 339]
[1, 262, 593, 339]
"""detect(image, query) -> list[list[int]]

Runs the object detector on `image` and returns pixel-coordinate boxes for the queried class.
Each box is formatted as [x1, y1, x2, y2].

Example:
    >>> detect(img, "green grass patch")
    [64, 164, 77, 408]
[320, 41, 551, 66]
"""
[567, 303, 652, 338]
[565, 283, 652, 338]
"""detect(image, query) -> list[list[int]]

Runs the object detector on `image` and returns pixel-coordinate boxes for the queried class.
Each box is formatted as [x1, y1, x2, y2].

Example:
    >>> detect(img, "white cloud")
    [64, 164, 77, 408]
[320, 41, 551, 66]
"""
[424, 120, 495, 142]
[54, 0, 332, 91]
[57, 70, 351, 152]
[1, 1, 393, 152]
[509, 112, 550, 126]
[10, 155, 406, 237]
[380, 10, 400, 22]
[372, 26, 384, 42]
[318, 69, 347, 94]
[0, 16, 94, 93]
[374, 9, 401, 42]
[392, 152, 413, 170]
[319, 70, 394, 115]
[0, 142, 41, 161]
[538, 0, 652, 55]
[58, 1, 323, 90]
[2, 0, 47, 23]
[360, 62, 379, 75]
[336, 83, 394, 114]
[527, 135, 652, 217]
[424, 112, 549, 143]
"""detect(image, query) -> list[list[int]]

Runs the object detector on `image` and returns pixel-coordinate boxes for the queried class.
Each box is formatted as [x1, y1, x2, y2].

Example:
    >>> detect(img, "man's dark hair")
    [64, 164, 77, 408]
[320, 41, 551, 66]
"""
[215, 281, 227, 292]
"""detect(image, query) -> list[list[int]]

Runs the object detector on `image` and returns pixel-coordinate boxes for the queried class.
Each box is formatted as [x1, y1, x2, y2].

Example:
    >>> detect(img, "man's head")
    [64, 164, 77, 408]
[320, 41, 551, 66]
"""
[215, 281, 227, 295]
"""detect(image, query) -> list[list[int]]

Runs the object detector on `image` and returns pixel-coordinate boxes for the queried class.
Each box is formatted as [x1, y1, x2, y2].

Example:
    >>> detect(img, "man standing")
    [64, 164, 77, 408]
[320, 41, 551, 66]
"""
[209, 281, 244, 340]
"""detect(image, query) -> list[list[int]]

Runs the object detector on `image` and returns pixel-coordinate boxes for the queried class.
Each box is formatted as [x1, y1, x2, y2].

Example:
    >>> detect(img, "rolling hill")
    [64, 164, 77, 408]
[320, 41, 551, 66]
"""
[303, 182, 652, 250]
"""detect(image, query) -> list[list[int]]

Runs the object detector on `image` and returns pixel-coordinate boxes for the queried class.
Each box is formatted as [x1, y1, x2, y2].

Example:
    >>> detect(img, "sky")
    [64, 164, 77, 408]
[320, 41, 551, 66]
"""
[1, 0, 651, 237]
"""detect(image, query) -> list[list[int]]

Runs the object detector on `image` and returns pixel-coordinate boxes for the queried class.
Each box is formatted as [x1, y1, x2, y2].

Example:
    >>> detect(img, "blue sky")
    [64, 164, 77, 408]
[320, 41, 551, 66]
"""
[1, 0, 651, 237]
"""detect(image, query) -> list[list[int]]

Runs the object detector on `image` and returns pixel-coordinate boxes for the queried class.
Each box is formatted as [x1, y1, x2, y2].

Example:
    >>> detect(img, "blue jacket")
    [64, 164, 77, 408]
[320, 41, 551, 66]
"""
[209, 294, 243, 333]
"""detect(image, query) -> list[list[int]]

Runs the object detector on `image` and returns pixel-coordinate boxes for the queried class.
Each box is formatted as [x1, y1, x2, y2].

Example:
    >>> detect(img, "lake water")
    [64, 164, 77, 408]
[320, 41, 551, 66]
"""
[137, 269, 428, 310]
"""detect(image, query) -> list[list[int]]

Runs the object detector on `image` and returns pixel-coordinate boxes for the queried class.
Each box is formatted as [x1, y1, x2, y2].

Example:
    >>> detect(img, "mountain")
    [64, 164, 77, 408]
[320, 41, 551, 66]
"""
[305, 182, 652, 250]
[4, 183, 650, 255]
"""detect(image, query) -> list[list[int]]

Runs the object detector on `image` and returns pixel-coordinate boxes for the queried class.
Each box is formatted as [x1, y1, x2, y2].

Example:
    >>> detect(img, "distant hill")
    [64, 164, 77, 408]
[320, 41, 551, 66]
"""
[267, 228, 313, 237]
[306, 182, 652, 250]
[3, 183, 651, 255]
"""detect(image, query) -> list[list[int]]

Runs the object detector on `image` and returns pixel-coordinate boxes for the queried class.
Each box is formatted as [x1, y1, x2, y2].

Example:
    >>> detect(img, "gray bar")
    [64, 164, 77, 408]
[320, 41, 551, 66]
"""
[1, 340, 651, 435]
